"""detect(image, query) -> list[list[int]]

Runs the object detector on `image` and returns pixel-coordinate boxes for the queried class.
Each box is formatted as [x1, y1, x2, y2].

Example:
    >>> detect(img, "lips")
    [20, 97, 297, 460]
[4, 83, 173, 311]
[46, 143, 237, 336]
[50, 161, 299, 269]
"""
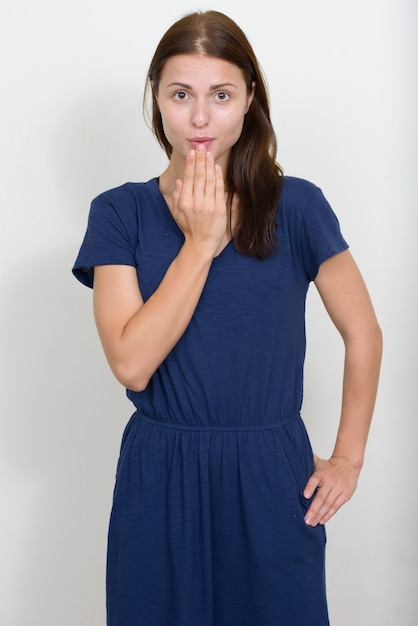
[188, 137, 214, 149]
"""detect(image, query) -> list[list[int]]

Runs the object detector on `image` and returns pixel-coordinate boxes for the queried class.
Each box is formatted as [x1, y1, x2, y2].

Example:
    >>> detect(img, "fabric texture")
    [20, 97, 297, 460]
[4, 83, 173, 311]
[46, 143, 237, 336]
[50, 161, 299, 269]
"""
[73, 176, 348, 625]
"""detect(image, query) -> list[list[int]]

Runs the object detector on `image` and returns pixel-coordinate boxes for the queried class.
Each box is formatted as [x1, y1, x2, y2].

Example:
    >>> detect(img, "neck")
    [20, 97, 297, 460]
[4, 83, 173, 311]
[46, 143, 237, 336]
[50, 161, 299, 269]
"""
[158, 165, 179, 197]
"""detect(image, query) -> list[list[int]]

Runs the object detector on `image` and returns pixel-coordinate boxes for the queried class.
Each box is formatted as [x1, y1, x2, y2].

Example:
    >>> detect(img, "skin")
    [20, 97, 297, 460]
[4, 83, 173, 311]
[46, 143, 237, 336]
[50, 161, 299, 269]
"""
[93, 53, 382, 526]
[157, 53, 254, 254]
[304, 251, 382, 525]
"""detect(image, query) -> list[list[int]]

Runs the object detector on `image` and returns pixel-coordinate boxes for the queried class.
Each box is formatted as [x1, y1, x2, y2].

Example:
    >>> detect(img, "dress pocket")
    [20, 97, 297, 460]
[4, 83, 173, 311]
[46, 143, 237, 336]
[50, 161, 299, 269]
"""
[279, 418, 315, 512]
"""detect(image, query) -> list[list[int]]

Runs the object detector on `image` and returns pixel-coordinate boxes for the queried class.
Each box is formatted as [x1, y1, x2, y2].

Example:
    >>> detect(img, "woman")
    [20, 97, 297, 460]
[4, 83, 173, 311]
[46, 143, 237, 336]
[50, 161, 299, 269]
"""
[73, 10, 382, 625]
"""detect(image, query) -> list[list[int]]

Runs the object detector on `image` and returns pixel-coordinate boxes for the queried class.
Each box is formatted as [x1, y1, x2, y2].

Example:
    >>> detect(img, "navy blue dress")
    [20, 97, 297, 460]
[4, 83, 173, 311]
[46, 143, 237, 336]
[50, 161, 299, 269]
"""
[73, 176, 348, 625]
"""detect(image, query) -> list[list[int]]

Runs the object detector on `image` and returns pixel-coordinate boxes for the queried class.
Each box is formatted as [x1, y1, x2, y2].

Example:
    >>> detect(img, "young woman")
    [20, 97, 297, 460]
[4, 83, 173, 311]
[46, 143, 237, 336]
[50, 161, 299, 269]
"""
[73, 10, 382, 625]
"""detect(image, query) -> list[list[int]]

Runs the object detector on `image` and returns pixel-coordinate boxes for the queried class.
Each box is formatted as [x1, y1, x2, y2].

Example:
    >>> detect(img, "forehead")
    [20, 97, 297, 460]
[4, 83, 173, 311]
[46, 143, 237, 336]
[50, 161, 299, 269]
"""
[159, 53, 246, 87]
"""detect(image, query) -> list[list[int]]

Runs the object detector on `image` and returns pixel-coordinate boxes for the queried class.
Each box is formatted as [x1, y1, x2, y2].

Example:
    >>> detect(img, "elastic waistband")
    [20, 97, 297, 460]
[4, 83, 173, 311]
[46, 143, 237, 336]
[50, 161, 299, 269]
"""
[140, 413, 301, 433]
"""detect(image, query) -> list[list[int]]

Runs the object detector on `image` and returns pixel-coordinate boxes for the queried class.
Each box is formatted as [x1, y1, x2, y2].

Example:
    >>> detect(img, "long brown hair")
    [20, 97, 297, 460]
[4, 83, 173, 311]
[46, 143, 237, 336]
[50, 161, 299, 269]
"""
[144, 10, 283, 259]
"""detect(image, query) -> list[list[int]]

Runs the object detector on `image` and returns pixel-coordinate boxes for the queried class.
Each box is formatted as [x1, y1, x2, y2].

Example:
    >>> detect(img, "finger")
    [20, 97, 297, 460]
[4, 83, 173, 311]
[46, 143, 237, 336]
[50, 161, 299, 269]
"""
[214, 162, 225, 204]
[182, 150, 197, 196]
[303, 473, 321, 500]
[193, 144, 207, 199]
[204, 151, 216, 194]
[318, 493, 348, 525]
[305, 480, 352, 526]
[313, 489, 348, 526]
[304, 487, 333, 526]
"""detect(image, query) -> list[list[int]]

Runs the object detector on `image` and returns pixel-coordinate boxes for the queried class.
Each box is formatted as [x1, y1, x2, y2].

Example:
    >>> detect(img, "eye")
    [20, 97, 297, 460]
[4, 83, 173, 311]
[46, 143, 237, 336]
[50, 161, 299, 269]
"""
[173, 91, 189, 101]
[214, 91, 230, 102]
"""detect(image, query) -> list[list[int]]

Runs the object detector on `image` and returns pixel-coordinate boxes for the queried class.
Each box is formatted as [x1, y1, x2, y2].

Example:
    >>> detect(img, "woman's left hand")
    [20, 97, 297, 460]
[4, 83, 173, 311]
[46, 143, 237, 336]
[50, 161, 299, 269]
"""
[303, 455, 360, 526]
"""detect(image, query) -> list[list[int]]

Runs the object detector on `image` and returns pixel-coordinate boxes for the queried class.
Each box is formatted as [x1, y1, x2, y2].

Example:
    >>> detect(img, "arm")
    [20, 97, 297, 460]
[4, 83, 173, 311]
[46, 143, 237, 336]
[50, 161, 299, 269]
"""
[303, 249, 383, 526]
[93, 147, 227, 392]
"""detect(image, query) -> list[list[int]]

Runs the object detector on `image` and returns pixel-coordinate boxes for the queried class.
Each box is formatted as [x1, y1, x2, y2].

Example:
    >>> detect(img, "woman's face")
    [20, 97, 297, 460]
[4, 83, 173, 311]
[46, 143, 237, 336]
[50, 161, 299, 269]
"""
[156, 53, 255, 172]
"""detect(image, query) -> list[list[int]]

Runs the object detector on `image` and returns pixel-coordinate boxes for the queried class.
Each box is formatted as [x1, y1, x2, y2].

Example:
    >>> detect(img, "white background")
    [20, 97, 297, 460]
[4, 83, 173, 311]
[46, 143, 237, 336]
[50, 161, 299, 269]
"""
[1, 0, 416, 624]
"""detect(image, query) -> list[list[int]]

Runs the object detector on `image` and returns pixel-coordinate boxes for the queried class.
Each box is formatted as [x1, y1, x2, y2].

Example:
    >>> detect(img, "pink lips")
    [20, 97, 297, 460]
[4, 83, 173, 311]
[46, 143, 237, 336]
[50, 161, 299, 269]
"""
[188, 137, 214, 150]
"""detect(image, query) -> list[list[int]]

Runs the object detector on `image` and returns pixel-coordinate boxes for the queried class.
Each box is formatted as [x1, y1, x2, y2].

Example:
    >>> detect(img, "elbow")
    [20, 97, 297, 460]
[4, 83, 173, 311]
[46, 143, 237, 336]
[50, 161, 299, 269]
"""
[365, 322, 383, 360]
[342, 318, 383, 361]
[375, 322, 383, 362]
[371, 319, 383, 355]
[125, 376, 151, 393]
[110, 361, 152, 393]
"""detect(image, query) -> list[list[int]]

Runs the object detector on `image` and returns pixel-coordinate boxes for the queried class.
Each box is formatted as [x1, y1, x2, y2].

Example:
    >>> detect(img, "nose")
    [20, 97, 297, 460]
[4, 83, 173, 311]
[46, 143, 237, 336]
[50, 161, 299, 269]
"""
[191, 98, 209, 127]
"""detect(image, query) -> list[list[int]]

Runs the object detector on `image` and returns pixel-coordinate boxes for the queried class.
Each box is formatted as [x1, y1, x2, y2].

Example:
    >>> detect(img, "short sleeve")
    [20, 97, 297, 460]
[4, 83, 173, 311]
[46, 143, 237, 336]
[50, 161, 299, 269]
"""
[72, 185, 138, 288]
[300, 187, 349, 281]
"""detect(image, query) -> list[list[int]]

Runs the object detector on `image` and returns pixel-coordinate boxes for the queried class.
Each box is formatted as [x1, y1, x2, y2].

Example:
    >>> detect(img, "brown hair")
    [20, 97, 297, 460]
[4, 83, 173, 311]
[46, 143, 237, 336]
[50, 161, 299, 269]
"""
[144, 10, 283, 259]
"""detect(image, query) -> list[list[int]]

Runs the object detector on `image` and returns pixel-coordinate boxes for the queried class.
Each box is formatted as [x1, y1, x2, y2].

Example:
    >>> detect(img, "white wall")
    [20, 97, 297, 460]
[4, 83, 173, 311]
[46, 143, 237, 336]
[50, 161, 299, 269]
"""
[1, 0, 416, 624]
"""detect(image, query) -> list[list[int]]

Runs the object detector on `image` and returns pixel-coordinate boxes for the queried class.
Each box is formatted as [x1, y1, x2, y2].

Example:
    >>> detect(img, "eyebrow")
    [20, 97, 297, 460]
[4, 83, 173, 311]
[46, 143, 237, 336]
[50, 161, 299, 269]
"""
[164, 82, 238, 90]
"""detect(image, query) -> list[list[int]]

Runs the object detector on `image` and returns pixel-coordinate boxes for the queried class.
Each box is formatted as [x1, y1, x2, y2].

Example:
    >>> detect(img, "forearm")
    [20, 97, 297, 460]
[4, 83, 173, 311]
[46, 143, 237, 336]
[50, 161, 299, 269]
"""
[331, 325, 383, 470]
[305, 250, 382, 525]
[95, 242, 214, 391]
[303, 325, 382, 526]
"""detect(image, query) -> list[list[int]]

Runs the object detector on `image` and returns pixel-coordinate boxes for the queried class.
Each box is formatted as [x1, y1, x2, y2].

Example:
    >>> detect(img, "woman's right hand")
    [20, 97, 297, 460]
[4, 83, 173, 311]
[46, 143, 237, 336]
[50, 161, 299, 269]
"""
[171, 145, 227, 257]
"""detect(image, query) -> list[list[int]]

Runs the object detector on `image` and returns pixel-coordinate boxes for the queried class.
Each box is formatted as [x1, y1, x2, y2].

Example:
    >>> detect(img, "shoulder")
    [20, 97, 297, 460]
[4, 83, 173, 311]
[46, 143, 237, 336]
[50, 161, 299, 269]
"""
[87, 178, 160, 231]
[279, 175, 323, 207]
[278, 175, 338, 222]
[92, 178, 158, 208]
[277, 176, 348, 279]
[277, 174, 346, 243]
